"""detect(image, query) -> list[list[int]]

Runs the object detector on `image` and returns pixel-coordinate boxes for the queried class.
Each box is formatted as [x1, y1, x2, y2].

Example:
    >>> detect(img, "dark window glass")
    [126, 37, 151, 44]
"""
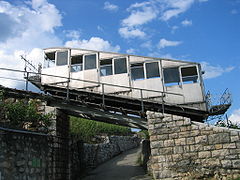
[56, 51, 68, 66]
[163, 67, 180, 85]
[84, 54, 96, 70]
[44, 52, 55, 68]
[45, 52, 55, 60]
[181, 66, 198, 83]
[146, 62, 160, 79]
[100, 59, 112, 76]
[131, 64, 144, 80]
[71, 55, 83, 65]
[114, 58, 127, 74]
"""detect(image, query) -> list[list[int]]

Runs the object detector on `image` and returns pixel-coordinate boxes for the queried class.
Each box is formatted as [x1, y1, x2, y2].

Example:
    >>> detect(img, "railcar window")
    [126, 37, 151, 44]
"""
[100, 59, 112, 76]
[131, 63, 144, 80]
[71, 55, 83, 72]
[56, 51, 68, 66]
[44, 52, 55, 68]
[146, 62, 160, 79]
[85, 54, 96, 70]
[163, 67, 180, 86]
[181, 66, 198, 83]
[114, 58, 127, 74]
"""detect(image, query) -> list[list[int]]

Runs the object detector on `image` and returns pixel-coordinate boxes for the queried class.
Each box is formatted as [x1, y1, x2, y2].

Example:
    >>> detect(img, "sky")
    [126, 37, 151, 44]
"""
[0, 0, 240, 124]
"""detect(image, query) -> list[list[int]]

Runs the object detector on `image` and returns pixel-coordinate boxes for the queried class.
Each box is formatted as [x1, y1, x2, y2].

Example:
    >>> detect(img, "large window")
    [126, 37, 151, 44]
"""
[181, 66, 198, 83]
[163, 67, 180, 86]
[56, 51, 68, 66]
[71, 55, 83, 72]
[131, 63, 144, 81]
[84, 54, 96, 70]
[114, 58, 127, 74]
[100, 59, 113, 76]
[146, 62, 160, 79]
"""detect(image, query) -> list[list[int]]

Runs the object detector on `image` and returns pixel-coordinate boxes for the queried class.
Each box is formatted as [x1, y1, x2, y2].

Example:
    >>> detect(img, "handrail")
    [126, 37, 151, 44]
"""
[0, 67, 183, 97]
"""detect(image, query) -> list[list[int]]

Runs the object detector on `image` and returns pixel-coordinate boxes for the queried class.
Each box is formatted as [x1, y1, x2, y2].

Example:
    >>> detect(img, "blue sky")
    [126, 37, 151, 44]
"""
[0, 0, 240, 123]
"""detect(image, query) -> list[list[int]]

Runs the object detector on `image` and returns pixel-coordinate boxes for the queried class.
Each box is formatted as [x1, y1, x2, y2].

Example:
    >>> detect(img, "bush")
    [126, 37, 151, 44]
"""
[1, 99, 52, 132]
[70, 116, 132, 143]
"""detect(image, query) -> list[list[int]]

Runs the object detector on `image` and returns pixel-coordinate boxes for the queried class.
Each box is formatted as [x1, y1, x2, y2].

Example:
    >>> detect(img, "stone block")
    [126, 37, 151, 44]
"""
[232, 160, 240, 168]
[175, 138, 186, 146]
[173, 146, 184, 154]
[169, 133, 179, 139]
[198, 151, 211, 159]
[195, 135, 208, 144]
[230, 136, 239, 142]
[157, 134, 169, 140]
[172, 154, 182, 161]
[190, 144, 203, 152]
[151, 141, 164, 148]
[186, 137, 195, 145]
[164, 139, 175, 147]
[215, 144, 223, 150]
[157, 155, 166, 162]
[179, 131, 191, 138]
[212, 149, 230, 158]
[159, 147, 173, 155]
[176, 120, 184, 126]
[230, 130, 239, 136]
[201, 158, 220, 167]
[223, 143, 236, 149]
[221, 160, 232, 168]
[190, 130, 200, 136]
[208, 133, 230, 144]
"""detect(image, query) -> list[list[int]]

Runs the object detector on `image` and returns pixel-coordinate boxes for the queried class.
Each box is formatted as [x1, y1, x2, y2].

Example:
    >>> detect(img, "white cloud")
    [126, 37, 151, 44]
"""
[0, 0, 121, 89]
[228, 109, 240, 125]
[181, 19, 192, 26]
[119, 27, 146, 39]
[158, 38, 182, 49]
[104, 1, 118, 11]
[0, 0, 62, 88]
[119, 0, 207, 39]
[201, 62, 234, 79]
[126, 48, 135, 54]
[65, 37, 120, 52]
[122, 4, 158, 27]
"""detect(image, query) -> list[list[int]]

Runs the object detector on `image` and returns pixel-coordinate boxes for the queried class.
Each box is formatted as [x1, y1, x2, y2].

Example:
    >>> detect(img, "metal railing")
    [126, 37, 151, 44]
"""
[0, 67, 184, 115]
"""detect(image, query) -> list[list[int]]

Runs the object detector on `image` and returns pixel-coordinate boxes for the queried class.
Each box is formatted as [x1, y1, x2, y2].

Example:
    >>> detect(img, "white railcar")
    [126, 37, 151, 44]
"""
[41, 47, 207, 111]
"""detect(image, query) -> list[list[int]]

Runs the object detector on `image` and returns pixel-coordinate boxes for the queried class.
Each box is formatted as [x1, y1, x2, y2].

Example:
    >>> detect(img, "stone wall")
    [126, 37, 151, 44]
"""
[0, 130, 50, 180]
[83, 135, 140, 168]
[147, 112, 240, 180]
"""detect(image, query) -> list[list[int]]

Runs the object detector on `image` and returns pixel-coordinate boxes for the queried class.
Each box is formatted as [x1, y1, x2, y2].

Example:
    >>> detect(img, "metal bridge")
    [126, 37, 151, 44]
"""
[0, 67, 231, 129]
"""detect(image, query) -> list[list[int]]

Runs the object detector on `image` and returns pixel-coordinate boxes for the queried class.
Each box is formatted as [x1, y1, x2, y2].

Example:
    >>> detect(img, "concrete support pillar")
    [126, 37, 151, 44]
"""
[45, 106, 70, 180]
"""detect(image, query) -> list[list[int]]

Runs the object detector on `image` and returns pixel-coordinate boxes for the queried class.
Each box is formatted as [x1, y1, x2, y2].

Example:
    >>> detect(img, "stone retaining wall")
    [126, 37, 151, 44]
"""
[0, 130, 50, 180]
[147, 112, 240, 180]
[83, 135, 140, 169]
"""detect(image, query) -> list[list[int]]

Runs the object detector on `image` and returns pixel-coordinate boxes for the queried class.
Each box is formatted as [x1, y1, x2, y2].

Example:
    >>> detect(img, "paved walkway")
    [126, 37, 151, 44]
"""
[82, 147, 152, 180]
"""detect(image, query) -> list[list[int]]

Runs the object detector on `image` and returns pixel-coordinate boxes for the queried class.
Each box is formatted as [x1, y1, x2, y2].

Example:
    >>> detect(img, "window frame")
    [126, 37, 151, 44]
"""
[130, 63, 145, 81]
[113, 57, 128, 75]
[55, 50, 69, 66]
[70, 54, 83, 73]
[145, 61, 161, 79]
[180, 65, 199, 84]
[163, 66, 181, 86]
[83, 53, 97, 71]
[100, 59, 113, 77]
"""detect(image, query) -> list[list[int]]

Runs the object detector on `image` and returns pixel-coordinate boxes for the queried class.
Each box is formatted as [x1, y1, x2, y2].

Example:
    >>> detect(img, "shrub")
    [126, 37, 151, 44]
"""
[70, 116, 132, 143]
